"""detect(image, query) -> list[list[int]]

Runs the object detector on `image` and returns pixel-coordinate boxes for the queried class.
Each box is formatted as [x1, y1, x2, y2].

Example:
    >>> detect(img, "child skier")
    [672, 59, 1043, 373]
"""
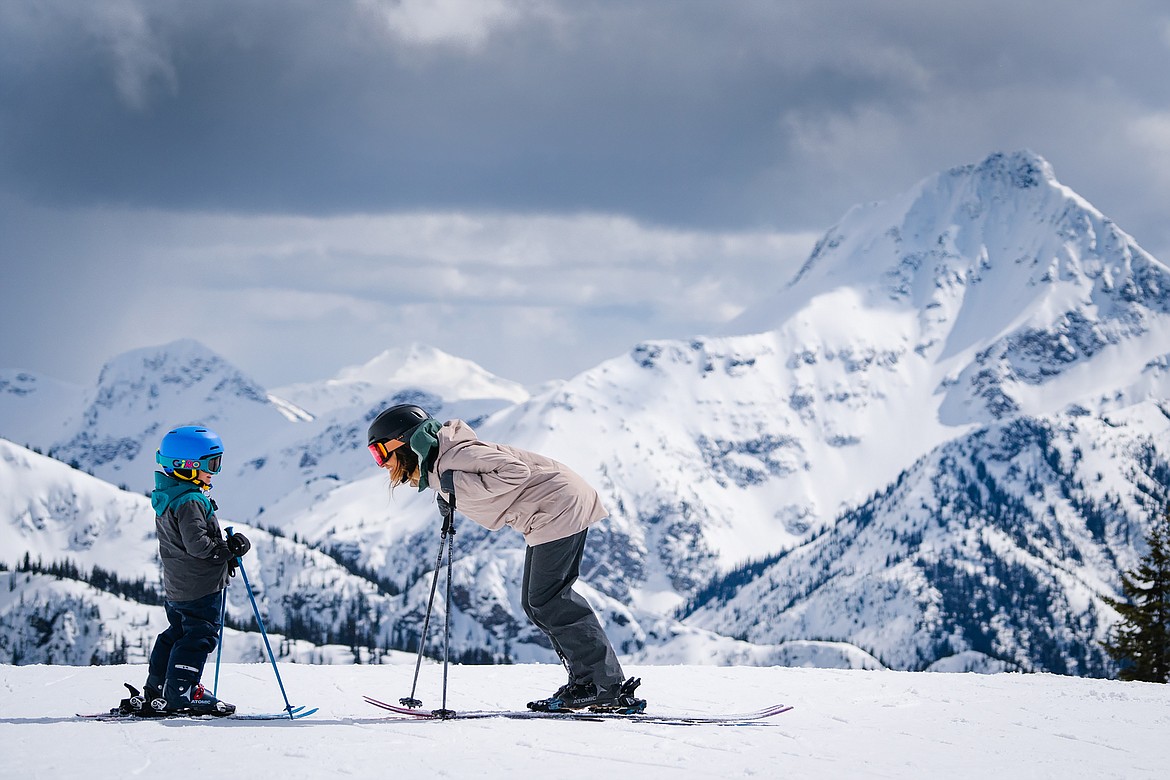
[367, 404, 644, 712]
[129, 425, 251, 716]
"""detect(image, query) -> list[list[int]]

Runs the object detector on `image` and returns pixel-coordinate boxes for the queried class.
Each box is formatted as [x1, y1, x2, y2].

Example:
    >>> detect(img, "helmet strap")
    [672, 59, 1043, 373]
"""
[171, 468, 210, 489]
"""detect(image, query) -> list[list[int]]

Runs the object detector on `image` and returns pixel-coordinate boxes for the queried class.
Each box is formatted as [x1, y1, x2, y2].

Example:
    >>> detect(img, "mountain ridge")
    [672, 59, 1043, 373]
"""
[3, 150, 1169, 673]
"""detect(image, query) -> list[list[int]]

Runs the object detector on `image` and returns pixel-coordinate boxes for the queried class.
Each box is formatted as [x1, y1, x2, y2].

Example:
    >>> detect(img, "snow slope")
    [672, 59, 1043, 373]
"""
[1, 663, 1167, 779]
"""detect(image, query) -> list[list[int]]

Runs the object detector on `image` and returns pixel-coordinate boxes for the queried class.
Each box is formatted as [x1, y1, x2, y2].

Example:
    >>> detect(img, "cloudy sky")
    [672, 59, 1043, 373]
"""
[2, 0, 1169, 391]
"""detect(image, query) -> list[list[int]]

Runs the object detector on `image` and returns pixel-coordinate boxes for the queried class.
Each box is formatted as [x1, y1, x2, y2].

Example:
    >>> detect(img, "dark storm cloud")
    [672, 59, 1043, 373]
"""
[4, 0, 1165, 235]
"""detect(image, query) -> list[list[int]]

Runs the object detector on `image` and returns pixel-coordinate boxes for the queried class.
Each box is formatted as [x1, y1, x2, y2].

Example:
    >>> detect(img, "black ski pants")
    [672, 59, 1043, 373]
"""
[147, 589, 222, 689]
[521, 528, 624, 691]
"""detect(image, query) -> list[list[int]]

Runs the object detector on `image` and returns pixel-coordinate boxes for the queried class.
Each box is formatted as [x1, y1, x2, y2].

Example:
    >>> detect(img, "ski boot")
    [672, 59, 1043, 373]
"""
[527, 680, 578, 712]
[156, 680, 235, 717]
[527, 677, 647, 714]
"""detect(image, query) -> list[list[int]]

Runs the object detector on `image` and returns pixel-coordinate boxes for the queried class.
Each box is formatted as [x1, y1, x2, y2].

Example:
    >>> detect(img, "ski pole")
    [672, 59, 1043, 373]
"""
[400, 522, 449, 708]
[212, 587, 226, 696]
[227, 527, 297, 720]
[435, 511, 457, 719]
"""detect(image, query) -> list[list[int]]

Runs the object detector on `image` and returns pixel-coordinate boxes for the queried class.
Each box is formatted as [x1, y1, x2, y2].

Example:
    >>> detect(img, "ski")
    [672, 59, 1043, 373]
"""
[78, 704, 318, 722]
[363, 695, 791, 725]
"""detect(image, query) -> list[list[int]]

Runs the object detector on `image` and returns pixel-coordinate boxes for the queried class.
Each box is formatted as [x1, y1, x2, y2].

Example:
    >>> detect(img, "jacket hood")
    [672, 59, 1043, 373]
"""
[409, 418, 444, 491]
[151, 471, 210, 516]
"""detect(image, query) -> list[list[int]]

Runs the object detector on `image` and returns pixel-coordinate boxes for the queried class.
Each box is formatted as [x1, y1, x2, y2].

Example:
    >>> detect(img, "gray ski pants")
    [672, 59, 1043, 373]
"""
[521, 528, 625, 691]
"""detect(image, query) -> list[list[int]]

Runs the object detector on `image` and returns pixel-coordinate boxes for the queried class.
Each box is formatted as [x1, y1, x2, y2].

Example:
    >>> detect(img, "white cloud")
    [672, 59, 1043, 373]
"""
[146, 210, 816, 312]
[1127, 112, 1170, 156]
[0, 200, 816, 386]
[1123, 112, 1170, 213]
[214, 288, 385, 325]
[358, 0, 546, 51]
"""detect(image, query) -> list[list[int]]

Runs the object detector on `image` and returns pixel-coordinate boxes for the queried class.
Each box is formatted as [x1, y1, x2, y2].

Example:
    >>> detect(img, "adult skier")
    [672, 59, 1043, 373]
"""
[367, 404, 643, 712]
[135, 425, 251, 716]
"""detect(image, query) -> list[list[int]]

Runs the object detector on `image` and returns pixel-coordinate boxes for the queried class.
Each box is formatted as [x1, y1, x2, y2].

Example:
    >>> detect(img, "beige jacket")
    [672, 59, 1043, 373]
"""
[429, 420, 607, 546]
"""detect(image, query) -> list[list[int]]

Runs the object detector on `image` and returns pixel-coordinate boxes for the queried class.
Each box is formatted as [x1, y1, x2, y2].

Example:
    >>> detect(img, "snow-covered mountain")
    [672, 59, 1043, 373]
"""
[0, 437, 381, 664]
[468, 150, 1170, 669]
[272, 343, 529, 417]
[3, 150, 1168, 674]
[39, 339, 294, 495]
[0, 343, 555, 666]
[0, 339, 528, 519]
[681, 403, 1170, 674]
[0, 436, 158, 577]
[456, 156, 1170, 623]
[728, 150, 1170, 425]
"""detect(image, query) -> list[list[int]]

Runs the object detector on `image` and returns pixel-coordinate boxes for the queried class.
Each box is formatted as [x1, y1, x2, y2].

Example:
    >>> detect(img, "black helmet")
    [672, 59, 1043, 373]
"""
[368, 404, 432, 446]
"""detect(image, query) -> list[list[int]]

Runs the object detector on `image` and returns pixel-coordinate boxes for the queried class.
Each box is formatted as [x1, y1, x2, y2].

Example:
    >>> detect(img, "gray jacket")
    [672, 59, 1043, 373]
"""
[152, 471, 230, 602]
[429, 420, 607, 546]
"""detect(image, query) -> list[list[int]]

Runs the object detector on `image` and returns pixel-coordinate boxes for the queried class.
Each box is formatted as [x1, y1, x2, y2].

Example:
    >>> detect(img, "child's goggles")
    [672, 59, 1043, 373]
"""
[156, 452, 223, 474]
[368, 438, 406, 467]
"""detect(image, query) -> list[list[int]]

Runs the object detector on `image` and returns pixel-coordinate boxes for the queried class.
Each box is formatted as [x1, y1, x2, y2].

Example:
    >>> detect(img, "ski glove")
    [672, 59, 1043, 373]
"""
[226, 533, 251, 558]
[209, 543, 238, 577]
[436, 493, 455, 534]
[439, 470, 455, 496]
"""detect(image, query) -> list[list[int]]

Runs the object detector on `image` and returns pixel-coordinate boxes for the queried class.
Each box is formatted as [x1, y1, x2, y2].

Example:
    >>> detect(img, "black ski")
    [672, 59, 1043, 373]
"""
[363, 695, 791, 725]
[77, 704, 318, 722]
[81, 683, 318, 721]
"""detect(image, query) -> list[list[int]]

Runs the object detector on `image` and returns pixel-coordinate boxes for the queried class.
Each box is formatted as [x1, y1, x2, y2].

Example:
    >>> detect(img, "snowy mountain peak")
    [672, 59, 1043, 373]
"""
[743, 151, 1121, 315]
[336, 342, 527, 401]
[273, 342, 529, 416]
[92, 339, 269, 407]
[725, 150, 1170, 425]
[49, 340, 290, 486]
[953, 148, 1055, 191]
[335, 342, 449, 383]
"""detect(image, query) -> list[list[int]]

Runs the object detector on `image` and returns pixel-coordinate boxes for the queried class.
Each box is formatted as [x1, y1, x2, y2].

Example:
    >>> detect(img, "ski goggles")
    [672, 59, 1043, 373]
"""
[156, 452, 223, 474]
[368, 438, 406, 468]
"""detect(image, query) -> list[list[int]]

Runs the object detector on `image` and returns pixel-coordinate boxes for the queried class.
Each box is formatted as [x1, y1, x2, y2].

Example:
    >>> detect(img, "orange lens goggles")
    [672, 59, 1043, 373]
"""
[368, 439, 406, 467]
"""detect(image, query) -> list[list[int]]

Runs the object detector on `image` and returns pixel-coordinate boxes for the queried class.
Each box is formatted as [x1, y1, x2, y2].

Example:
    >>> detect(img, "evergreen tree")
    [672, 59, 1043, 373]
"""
[1102, 508, 1170, 682]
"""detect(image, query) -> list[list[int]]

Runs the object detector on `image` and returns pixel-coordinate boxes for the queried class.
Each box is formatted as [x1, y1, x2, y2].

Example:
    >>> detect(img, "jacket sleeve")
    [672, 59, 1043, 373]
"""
[174, 500, 224, 560]
[439, 440, 531, 498]
[433, 440, 531, 532]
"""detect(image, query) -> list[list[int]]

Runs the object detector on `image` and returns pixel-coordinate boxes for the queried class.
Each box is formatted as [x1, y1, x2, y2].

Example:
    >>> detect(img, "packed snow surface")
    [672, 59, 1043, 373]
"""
[2, 662, 1168, 779]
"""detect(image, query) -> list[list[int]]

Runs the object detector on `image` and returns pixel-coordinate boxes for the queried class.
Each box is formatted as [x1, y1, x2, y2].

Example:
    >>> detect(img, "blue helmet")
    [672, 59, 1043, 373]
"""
[156, 426, 224, 475]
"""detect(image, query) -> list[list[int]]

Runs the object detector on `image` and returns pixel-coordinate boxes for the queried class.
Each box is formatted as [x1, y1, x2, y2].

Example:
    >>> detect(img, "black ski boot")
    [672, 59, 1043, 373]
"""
[157, 680, 235, 717]
[527, 677, 647, 714]
[527, 681, 577, 712]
